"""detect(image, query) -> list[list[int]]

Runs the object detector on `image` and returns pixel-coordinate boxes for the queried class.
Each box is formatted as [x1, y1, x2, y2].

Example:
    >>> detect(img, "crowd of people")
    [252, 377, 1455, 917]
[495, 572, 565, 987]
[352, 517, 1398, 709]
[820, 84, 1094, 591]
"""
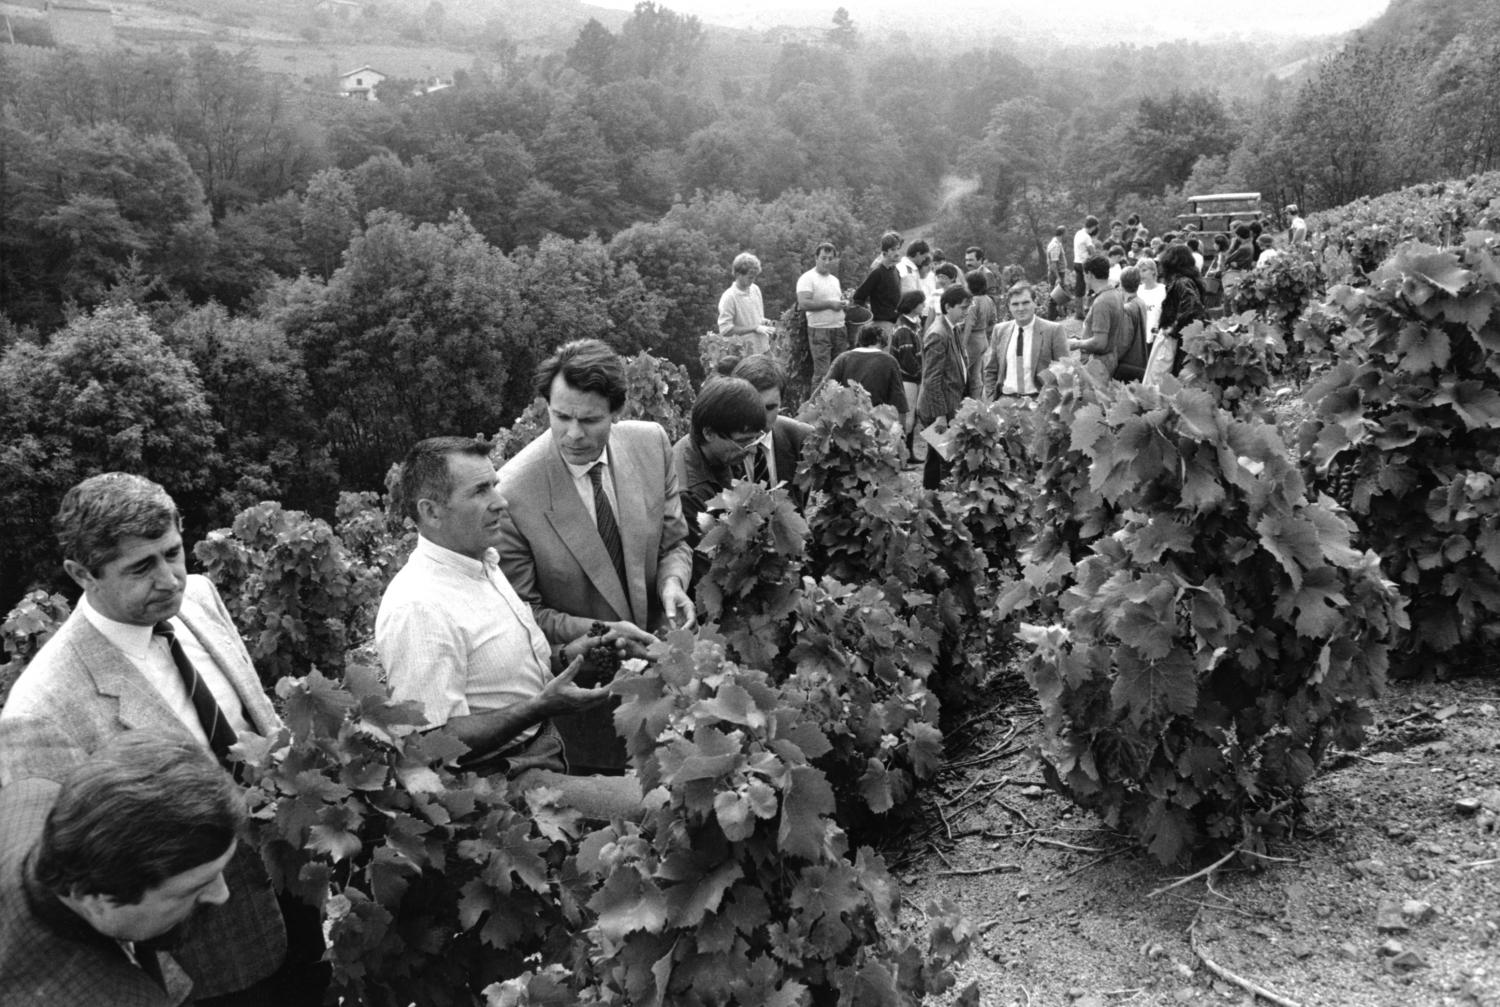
[710, 205, 1307, 488]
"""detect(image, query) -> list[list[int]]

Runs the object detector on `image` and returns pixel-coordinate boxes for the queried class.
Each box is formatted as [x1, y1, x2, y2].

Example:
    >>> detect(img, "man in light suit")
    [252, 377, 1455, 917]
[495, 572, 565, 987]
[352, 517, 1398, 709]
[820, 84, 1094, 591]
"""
[730, 354, 814, 509]
[982, 283, 1070, 399]
[0, 472, 322, 1007]
[498, 339, 695, 772]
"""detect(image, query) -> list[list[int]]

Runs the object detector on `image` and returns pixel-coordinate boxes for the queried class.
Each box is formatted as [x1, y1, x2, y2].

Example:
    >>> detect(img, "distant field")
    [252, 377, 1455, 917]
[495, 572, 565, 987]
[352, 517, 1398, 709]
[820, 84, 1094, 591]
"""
[249, 42, 484, 84]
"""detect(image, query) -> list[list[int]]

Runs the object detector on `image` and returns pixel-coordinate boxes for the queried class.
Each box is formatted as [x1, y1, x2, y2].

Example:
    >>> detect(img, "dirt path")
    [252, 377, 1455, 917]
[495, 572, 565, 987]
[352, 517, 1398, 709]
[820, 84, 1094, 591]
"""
[892, 675, 1500, 1006]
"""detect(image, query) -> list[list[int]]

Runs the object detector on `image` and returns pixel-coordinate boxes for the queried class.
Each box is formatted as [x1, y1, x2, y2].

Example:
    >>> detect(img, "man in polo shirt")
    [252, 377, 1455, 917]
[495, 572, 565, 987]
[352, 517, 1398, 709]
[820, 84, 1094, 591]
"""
[375, 436, 644, 819]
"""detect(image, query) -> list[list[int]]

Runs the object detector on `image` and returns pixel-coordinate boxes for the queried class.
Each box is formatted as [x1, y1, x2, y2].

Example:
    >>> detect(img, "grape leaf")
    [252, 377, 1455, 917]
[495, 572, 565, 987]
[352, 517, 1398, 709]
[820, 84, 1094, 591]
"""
[1396, 321, 1451, 373]
[777, 765, 834, 860]
[588, 867, 669, 942]
[1110, 651, 1196, 729]
[660, 853, 743, 928]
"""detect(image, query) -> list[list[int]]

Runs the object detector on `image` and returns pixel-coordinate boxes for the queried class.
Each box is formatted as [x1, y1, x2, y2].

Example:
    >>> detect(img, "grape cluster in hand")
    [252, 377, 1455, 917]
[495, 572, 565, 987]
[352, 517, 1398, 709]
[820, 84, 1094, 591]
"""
[575, 620, 621, 688]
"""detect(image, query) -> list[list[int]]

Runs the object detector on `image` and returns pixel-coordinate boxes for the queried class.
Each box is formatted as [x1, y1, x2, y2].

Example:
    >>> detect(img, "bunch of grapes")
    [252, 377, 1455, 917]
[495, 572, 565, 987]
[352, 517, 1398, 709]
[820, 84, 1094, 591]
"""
[575, 620, 622, 688]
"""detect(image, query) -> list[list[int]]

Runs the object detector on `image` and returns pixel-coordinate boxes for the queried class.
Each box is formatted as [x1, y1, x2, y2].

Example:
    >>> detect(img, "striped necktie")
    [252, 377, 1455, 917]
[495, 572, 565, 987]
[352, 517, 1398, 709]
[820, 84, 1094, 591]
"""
[154, 622, 238, 764]
[589, 462, 628, 591]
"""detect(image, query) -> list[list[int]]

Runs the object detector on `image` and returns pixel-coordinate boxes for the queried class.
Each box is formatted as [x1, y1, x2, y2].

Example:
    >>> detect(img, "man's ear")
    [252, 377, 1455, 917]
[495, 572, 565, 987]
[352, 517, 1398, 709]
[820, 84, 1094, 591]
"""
[59, 890, 116, 933]
[415, 497, 442, 527]
[62, 558, 94, 593]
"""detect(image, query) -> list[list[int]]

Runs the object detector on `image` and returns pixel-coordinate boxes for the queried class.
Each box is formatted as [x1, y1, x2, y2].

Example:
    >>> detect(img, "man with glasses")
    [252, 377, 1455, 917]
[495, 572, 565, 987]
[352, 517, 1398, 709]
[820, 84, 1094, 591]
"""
[671, 377, 769, 581]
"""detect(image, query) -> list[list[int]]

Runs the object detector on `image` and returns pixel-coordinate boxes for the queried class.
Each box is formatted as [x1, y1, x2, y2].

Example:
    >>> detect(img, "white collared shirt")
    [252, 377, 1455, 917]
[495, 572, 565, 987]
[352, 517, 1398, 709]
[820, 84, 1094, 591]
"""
[375, 535, 551, 734]
[563, 449, 619, 524]
[77, 593, 251, 745]
[742, 430, 778, 486]
[1002, 322, 1038, 396]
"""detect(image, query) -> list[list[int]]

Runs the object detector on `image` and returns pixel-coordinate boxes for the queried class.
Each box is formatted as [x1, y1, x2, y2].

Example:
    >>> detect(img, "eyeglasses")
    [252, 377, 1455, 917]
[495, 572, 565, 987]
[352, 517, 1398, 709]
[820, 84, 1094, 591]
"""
[727, 431, 763, 448]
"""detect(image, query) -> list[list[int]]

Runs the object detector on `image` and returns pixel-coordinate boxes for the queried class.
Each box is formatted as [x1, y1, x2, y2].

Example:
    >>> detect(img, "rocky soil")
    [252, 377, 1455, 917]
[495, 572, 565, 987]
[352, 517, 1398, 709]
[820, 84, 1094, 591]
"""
[892, 675, 1500, 1007]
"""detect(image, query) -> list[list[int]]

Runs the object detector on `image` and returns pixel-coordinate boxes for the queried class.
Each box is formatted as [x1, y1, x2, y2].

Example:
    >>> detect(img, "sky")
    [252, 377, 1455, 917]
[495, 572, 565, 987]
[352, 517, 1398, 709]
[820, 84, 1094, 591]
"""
[582, 0, 1393, 41]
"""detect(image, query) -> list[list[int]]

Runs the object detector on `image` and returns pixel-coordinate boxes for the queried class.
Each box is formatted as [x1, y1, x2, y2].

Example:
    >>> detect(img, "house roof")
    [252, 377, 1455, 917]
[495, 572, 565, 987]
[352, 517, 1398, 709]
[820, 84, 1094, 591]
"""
[339, 65, 386, 78]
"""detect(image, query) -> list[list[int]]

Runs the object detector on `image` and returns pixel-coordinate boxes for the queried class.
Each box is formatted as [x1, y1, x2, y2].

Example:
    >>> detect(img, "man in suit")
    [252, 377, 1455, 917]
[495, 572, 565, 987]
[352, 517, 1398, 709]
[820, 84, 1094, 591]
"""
[0, 472, 322, 1006]
[915, 284, 974, 490]
[730, 354, 814, 508]
[982, 282, 1070, 399]
[497, 339, 695, 772]
[0, 733, 243, 1007]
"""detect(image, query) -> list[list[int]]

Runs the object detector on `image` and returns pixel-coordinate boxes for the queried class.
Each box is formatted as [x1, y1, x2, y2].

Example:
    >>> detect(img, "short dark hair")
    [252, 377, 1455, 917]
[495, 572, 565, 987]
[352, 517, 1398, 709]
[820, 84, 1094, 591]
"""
[940, 285, 971, 311]
[1053, 226, 1065, 236]
[1082, 254, 1111, 280]
[1006, 282, 1035, 304]
[965, 245, 984, 261]
[934, 263, 960, 283]
[905, 239, 930, 259]
[879, 230, 903, 252]
[896, 290, 927, 317]
[1109, 219, 1124, 230]
[1120, 266, 1141, 294]
[731, 354, 787, 394]
[814, 241, 837, 258]
[690, 377, 766, 446]
[1126, 213, 1140, 226]
[34, 733, 244, 904]
[714, 355, 741, 377]
[393, 437, 491, 523]
[1084, 215, 1099, 228]
[1213, 233, 1231, 250]
[1187, 237, 1201, 252]
[1234, 223, 1252, 240]
[535, 339, 627, 412]
[964, 269, 989, 296]
[55, 473, 179, 576]
[856, 324, 884, 347]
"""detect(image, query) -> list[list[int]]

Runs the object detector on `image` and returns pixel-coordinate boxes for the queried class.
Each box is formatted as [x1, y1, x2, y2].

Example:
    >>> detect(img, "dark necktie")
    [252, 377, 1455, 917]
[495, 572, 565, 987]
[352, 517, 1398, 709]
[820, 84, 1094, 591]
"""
[154, 622, 238, 764]
[752, 443, 770, 487]
[589, 462, 628, 591]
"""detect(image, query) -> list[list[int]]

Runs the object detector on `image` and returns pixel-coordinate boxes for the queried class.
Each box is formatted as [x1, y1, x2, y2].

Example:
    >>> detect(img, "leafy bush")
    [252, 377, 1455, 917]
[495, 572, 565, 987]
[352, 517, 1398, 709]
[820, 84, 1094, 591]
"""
[1176, 315, 1286, 410]
[606, 631, 974, 1005]
[195, 501, 390, 683]
[0, 590, 73, 711]
[1297, 236, 1500, 670]
[943, 395, 1037, 572]
[238, 649, 975, 1006]
[236, 666, 584, 1007]
[1311, 171, 1500, 277]
[1015, 363, 1406, 863]
[1225, 251, 1323, 358]
[620, 350, 694, 443]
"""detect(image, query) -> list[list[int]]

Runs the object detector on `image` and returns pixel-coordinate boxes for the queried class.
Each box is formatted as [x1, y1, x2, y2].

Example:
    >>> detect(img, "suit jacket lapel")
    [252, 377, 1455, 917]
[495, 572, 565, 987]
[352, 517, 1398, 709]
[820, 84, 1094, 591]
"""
[174, 601, 269, 735]
[68, 617, 184, 735]
[541, 439, 633, 621]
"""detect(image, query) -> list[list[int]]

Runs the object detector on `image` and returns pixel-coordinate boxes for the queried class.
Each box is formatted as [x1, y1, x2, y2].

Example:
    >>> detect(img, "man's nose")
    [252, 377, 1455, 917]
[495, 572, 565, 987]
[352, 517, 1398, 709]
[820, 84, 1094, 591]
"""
[199, 872, 230, 906]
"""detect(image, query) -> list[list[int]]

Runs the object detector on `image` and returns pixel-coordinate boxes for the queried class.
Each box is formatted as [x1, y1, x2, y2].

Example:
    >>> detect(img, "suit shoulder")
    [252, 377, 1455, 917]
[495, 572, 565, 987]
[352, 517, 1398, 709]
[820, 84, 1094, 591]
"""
[499, 430, 555, 483]
[615, 420, 671, 445]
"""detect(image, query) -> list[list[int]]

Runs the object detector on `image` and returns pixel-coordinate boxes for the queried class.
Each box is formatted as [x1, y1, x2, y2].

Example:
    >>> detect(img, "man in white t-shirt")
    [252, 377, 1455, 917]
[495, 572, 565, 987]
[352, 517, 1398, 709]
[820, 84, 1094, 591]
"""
[1072, 215, 1100, 318]
[796, 241, 848, 385]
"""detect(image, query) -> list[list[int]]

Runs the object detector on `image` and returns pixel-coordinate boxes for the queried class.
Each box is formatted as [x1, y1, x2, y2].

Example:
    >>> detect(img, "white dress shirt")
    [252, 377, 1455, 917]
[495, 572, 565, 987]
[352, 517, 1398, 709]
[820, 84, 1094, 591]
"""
[77, 594, 251, 745]
[375, 535, 552, 736]
[1003, 323, 1038, 397]
[564, 451, 619, 524]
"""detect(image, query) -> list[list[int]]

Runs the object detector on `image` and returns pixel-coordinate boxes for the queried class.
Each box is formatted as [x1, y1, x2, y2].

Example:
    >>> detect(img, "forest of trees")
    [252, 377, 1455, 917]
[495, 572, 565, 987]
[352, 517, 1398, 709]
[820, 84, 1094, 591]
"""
[2, 0, 1497, 610]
